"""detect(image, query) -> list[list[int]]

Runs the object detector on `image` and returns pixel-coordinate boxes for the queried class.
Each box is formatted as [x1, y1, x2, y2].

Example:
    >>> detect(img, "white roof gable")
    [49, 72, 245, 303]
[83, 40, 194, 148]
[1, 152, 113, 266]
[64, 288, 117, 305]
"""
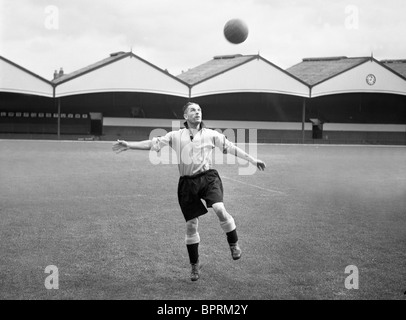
[55, 53, 189, 98]
[0, 56, 53, 97]
[311, 59, 406, 97]
[182, 55, 309, 98]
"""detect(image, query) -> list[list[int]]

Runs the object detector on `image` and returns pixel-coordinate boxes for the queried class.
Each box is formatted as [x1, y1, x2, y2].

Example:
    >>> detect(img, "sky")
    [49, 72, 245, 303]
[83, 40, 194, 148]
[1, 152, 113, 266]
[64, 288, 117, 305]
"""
[1, 0, 405, 80]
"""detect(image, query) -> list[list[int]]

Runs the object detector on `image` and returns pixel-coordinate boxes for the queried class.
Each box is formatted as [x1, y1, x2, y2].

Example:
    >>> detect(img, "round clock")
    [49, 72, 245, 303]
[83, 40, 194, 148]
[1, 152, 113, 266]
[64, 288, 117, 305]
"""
[366, 74, 376, 85]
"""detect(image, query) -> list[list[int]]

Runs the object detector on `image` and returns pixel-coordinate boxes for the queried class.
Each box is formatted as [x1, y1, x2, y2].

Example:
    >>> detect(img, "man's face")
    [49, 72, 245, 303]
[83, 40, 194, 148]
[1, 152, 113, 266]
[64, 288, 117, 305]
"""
[184, 103, 202, 125]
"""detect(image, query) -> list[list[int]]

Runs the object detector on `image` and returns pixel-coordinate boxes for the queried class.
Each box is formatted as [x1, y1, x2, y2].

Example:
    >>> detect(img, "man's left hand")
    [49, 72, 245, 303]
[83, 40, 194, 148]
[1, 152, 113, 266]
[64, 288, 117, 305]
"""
[254, 159, 266, 171]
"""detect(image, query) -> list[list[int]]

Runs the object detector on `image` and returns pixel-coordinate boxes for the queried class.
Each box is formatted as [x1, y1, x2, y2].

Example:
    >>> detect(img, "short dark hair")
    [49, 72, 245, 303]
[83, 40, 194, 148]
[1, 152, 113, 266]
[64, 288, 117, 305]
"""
[183, 101, 200, 114]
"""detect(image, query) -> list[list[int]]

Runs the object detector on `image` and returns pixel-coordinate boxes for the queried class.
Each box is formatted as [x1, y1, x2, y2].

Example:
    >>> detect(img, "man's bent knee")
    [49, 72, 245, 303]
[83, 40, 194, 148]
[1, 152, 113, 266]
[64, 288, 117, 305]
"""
[220, 216, 236, 233]
[186, 218, 198, 234]
[185, 218, 200, 245]
[212, 202, 230, 222]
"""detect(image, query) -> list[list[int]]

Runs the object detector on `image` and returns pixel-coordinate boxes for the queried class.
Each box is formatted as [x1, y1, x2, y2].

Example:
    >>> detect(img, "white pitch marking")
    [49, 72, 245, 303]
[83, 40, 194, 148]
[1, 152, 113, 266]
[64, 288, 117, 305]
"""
[222, 175, 287, 195]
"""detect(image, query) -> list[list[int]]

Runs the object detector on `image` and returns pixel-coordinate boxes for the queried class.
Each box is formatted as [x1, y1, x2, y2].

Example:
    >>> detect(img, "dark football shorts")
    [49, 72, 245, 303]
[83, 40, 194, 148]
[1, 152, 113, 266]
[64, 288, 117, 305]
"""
[177, 169, 224, 221]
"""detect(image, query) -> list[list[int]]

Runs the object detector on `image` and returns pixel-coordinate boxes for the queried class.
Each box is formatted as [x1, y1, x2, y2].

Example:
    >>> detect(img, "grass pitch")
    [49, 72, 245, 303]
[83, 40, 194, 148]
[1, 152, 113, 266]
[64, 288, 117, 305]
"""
[0, 140, 405, 300]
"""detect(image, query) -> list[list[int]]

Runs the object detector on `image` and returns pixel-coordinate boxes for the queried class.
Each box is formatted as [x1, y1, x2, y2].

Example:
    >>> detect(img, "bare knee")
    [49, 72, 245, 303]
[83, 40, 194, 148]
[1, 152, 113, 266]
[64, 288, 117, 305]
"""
[185, 218, 200, 245]
[212, 202, 231, 222]
[186, 218, 198, 235]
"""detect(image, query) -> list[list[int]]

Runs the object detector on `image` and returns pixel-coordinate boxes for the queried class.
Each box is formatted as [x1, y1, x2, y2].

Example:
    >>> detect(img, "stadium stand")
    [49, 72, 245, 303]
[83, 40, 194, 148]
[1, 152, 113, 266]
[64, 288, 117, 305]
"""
[1, 53, 405, 144]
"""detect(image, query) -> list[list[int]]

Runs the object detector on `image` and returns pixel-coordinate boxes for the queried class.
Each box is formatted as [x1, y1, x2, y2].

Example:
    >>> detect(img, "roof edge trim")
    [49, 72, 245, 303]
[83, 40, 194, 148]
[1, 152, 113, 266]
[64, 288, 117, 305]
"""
[0, 55, 53, 86]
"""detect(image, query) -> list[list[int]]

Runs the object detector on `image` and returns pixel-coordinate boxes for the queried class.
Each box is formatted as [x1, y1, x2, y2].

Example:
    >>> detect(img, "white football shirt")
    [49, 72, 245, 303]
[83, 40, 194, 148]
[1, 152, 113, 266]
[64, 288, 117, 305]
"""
[151, 122, 237, 177]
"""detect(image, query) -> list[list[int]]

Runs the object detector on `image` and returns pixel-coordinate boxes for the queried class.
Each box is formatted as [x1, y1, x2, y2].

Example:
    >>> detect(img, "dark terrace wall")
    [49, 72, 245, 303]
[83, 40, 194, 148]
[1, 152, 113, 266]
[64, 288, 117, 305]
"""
[193, 93, 304, 122]
[0, 92, 188, 138]
[0, 92, 61, 135]
[60, 92, 188, 119]
[2, 91, 405, 144]
[307, 93, 406, 124]
[306, 93, 406, 144]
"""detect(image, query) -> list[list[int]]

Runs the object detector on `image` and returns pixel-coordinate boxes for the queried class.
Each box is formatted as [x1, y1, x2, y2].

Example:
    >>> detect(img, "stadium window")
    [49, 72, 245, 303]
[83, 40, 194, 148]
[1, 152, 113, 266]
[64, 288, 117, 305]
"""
[24, 113, 30, 117]
[8, 112, 15, 117]
[68, 114, 74, 118]
[46, 113, 52, 118]
[53, 113, 58, 118]
[0, 112, 6, 117]
[61, 114, 66, 118]
[82, 114, 88, 119]
[75, 114, 81, 118]
[16, 112, 22, 117]
[31, 113, 37, 118]
[38, 113, 44, 118]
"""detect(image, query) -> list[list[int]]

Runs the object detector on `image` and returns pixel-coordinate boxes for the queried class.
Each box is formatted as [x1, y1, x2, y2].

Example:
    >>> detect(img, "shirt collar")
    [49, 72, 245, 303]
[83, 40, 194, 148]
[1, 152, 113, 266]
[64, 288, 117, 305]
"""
[184, 121, 206, 131]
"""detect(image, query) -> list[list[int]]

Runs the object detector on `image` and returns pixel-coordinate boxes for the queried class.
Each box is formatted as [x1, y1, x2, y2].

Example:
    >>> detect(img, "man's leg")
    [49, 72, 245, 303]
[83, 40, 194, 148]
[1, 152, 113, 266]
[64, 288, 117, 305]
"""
[185, 217, 200, 281]
[212, 202, 242, 260]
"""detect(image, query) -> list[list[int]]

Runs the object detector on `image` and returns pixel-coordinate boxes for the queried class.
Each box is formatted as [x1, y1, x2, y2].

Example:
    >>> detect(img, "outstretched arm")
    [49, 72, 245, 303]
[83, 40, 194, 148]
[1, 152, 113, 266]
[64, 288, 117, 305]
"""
[112, 139, 152, 153]
[229, 145, 266, 171]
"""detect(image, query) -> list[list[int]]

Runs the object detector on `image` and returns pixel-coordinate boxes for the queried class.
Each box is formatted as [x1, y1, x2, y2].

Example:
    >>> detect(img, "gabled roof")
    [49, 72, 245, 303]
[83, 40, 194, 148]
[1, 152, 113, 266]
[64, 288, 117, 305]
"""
[380, 59, 406, 79]
[287, 56, 406, 97]
[0, 55, 52, 85]
[53, 51, 190, 97]
[52, 51, 188, 86]
[177, 54, 257, 86]
[286, 56, 370, 86]
[0, 55, 53, 97]
[52, 51, 130, 84]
